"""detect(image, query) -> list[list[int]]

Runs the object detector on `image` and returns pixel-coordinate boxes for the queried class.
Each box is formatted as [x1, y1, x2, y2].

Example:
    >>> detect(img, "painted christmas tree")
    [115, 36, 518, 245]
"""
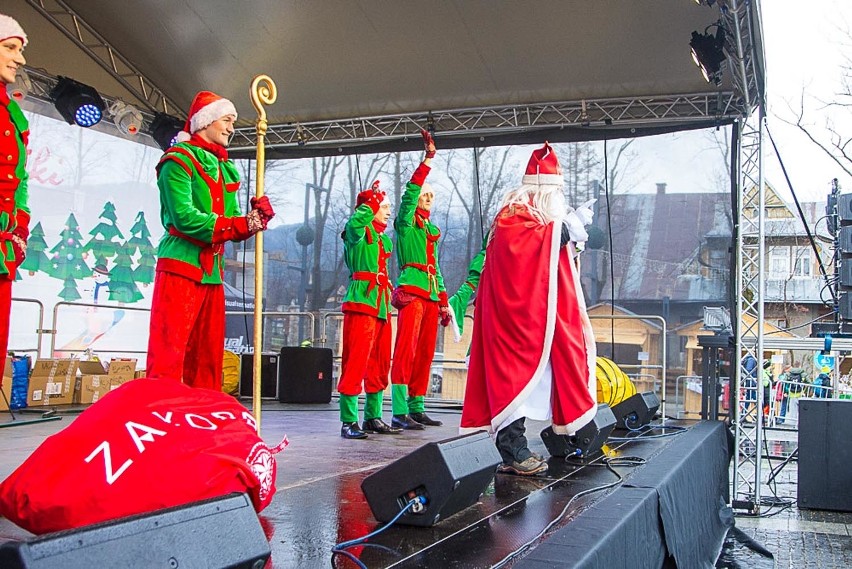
[49, 213, 90, 301]
[108, 239, 144, 304]
[127, 211, 156, 285]
[19, 222, 51, 276]
[85, 201, 124, 267]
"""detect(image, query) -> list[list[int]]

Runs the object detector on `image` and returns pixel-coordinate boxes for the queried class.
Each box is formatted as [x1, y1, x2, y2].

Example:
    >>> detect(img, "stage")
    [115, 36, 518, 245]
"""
[1, 402, 732, 568]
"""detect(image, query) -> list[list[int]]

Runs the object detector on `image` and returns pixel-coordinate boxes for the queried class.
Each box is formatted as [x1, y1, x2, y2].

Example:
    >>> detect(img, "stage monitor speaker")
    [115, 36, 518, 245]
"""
[278, 346, 333, 403]
[239, 353, 279, 399]
[611, 391, 660, 430]
[0, 493, 270, 569]
[798, 398, 852, 512]
[361, 432, 502, 527]
[541, 404, 616, 459]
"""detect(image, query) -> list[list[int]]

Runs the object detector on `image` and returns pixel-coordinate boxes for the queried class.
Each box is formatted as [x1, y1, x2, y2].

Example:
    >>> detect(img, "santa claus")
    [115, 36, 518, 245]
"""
[460, 142, 596, 476]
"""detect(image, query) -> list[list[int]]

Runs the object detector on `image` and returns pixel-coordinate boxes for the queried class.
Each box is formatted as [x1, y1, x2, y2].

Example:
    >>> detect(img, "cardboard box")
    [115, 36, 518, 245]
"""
[27, 358, 79, 406]
[77, 360, 110, 404]
[108, 358, 138, 390]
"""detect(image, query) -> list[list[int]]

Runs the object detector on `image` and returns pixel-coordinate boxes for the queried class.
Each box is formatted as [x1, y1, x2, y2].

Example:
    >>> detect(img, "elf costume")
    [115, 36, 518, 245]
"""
[337, 181, 401, 439]
[0, 15, 29, 365]
[447, 247, 486, 343]
[389, 129, 448, 429]
[146, 91, 274, 390]
[460, 142, 596, 476]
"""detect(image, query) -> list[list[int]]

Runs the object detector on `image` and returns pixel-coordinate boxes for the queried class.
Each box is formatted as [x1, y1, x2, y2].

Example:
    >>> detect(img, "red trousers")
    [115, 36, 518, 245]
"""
[391, 296, 438, 397]
[0, 278, 10, 387]
[146, 271, 224, 390]
[337, 312, 391, 396]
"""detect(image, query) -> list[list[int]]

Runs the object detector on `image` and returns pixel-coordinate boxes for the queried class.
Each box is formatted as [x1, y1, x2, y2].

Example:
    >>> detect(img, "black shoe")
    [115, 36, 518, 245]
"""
[341, 422, 368, 439]
[362, 418, 403, 434]
[410, 412, 443, 426]
[391, 414, 425, 430]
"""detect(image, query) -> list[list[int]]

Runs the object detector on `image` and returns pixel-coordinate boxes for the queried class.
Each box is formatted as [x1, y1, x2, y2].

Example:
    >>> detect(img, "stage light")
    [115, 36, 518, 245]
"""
[49, 76, 106, 127]
[110, 101, 144, 136]
[690, 25, 727, 86]
[9, 68, 31, 102]
[150, 112, 184, 151]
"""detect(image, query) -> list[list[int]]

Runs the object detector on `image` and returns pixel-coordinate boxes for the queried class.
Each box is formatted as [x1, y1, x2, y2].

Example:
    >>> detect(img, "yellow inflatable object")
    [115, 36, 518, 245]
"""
[222, 350, 241, 396]
[596, 356, 636, 406]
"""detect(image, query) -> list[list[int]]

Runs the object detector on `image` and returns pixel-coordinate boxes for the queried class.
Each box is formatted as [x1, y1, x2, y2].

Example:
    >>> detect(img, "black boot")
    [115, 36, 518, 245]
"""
[391, 414, 425, 430]
[362, 418, 403, 434]
[409, 412, 443, 426]
[341, 422, 368, 439]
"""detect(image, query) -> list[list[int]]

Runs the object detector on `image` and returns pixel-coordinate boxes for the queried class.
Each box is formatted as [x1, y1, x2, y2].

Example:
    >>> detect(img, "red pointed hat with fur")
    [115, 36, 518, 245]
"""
[176, 91, 237, 143]
[522, 142, 563, 185]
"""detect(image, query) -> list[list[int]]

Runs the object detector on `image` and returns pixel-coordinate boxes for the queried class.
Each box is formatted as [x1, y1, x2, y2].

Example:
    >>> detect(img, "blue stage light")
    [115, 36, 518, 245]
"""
[49, 76, 106, 127]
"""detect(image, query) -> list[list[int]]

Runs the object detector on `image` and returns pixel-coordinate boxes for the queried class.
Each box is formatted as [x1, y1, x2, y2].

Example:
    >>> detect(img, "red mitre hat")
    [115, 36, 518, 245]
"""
[522, 142, 563, 185]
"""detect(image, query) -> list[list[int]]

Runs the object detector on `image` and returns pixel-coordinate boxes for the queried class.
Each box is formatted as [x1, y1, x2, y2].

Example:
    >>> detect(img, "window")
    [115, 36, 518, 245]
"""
[768, 247, 790, 278]
[793, 247, 812, 278]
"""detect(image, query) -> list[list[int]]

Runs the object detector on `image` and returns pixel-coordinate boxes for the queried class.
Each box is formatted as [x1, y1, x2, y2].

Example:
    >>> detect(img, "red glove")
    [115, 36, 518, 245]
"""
[439, 305, 451, 327]
[438, 290, 450, 326]
[421, 129, 436, 159]
[250, 196, 276, 223]
[10, 232, 27, 270]
[363, 191, 384, 213]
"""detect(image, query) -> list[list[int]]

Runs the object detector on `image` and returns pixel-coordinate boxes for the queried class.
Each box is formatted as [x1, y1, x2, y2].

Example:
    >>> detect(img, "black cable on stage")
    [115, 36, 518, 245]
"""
[765, 123, 835, 303]
[490, 460, 625, 569]
[330, 497, 423, 569]
[606, 423, 689, 442]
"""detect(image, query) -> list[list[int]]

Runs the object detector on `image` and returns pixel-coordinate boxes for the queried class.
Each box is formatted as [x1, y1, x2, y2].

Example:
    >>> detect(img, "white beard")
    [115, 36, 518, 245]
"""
[499, 183, 566, 225]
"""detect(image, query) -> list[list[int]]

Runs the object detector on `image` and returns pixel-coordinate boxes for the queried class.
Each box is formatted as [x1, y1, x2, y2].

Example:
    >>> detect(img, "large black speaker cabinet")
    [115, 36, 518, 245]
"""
[612, 391, 660, 430]
[239, 353, 279, 399]
[0, 493, 270, 569]
[278, 346, 333, 403]
[361, 432, 502, 527]
[798, 398, 852, 511]
[541, 404, 616, 459]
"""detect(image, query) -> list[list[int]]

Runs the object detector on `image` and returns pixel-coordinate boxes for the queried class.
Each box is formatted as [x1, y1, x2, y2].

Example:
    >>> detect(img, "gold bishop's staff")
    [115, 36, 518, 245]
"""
[249, 75, 277, 431]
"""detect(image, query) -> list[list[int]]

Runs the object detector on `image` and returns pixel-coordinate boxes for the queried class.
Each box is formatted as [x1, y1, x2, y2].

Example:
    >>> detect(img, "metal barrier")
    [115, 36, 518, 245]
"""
[589, 313, 668, 418]
[9, 297, 46, 357]
[224, 310, 316, 353]
[674, 374, 731, 420]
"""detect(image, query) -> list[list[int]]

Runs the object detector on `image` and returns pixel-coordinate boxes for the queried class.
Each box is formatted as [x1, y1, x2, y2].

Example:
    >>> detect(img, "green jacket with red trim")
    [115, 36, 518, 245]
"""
[393, 162, 447, 304]
[341, 203, 393, 320]
[154, 142, 244, 284]
[0, 90, 30, 279]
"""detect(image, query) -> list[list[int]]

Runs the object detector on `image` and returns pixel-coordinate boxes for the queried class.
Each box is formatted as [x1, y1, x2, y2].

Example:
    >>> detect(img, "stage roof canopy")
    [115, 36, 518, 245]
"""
[12, 0, 764, 158]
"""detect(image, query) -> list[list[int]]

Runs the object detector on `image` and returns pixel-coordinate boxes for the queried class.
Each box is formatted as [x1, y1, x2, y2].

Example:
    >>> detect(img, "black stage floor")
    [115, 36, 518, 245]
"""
[0, 402, 731, 568]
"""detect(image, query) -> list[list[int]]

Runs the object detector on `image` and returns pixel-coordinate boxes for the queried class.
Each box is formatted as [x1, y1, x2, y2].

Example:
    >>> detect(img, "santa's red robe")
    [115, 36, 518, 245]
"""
[460, 203, 596, 435]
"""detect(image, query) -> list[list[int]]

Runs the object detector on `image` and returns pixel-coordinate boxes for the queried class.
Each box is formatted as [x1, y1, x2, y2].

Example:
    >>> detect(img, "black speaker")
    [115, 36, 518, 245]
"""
[612, 391, 660, 430]
[0, 493, 270, 569]
[798, 398, 852, 511]
[278, 346, 333, 403]
[541, 404, 616, 458]
[361, 432, 502, 527]
[239, 353, 279, 399]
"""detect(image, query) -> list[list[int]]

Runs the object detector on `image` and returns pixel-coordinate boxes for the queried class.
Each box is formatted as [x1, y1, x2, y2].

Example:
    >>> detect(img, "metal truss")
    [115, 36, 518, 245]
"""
[728, 0, 768, 516]
[733, 110, 765, 515]
[229, 92, 743, 153]
[25, 0, 183, 116]
[722, 0, 764, 113]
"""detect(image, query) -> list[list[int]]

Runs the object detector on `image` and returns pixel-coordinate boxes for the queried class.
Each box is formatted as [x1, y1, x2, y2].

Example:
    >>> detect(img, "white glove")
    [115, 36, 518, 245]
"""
[575, 199, 596, 226]
[564, 210, 588, 245]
